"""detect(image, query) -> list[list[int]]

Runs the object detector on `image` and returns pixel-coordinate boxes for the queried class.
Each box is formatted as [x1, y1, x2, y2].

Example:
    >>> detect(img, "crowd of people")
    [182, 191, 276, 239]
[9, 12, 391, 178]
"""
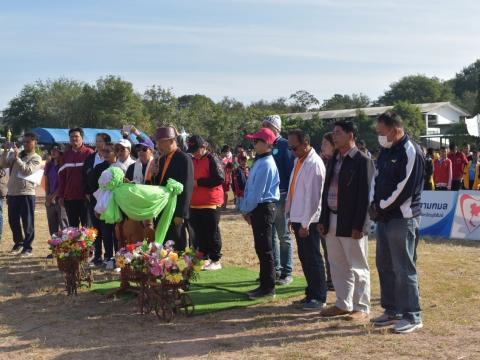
[4, 109, 464, 334]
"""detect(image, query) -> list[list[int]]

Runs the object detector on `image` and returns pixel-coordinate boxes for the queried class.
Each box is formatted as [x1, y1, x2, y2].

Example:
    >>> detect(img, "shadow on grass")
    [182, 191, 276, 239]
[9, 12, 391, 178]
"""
[422, 236, 480, 248]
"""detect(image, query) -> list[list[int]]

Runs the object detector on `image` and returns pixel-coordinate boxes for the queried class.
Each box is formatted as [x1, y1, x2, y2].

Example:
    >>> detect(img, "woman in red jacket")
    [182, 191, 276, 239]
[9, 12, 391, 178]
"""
[188, 136, 225, 270]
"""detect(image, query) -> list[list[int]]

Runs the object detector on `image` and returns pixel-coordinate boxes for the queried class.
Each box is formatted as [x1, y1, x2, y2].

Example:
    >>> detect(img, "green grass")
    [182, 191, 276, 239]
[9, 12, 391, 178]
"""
[91, 267, 307, 314]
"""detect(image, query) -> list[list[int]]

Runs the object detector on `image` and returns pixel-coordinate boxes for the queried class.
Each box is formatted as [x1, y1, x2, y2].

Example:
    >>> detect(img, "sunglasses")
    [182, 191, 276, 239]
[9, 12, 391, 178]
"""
[253, 139, 265, 144]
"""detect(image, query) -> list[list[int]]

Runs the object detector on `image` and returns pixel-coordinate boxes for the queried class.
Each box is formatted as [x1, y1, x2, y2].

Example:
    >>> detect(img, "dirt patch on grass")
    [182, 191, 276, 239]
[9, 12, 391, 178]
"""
[1, 206, 479, 359]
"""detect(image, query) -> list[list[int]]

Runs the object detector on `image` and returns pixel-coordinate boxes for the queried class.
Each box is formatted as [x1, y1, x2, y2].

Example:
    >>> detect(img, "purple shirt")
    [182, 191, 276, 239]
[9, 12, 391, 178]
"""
[45, 161, 60, 195]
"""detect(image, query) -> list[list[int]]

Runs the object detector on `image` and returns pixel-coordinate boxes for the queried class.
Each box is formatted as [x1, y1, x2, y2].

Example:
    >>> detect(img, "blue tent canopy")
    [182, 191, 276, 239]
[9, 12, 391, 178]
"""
[32, 128, 152, 146]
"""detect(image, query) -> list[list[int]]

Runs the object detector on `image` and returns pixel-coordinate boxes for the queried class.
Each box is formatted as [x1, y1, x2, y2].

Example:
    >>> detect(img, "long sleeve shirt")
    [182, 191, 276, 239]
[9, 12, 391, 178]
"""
[286, 148, 325, 229]
[238, 152, 280, 214]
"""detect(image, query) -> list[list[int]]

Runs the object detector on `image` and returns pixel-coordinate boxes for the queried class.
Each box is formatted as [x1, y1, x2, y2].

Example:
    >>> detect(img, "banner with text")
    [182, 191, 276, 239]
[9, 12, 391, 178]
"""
[450, 190, 480, 241]
[419, 191, 458, 238]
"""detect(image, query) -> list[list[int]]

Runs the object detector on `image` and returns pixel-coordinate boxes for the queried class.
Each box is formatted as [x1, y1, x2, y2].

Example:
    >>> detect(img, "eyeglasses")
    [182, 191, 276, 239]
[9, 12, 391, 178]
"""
[137, 146, 150, 152]
[289, 145, 300, 152]
[253, 139, 265, 144]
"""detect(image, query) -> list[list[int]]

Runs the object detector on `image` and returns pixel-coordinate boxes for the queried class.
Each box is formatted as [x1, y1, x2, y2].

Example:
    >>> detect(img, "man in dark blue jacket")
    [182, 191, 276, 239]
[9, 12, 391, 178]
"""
[370, 111, 425, 334]
[262, 115, 295, 285]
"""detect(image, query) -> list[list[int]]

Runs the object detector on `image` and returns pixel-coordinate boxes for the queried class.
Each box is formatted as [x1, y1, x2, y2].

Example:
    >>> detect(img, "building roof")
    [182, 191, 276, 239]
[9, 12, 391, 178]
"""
[31, 127, 151, 146]
[283, 102, 470, 120]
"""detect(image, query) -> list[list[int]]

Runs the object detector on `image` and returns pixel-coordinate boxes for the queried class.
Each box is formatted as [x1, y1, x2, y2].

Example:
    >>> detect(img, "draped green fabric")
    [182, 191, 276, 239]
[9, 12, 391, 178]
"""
[98, 167, 183, 244]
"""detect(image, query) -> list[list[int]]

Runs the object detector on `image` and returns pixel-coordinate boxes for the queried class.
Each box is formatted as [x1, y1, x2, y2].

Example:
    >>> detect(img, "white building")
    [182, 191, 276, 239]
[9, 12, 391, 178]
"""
[283, 101, 471, 148]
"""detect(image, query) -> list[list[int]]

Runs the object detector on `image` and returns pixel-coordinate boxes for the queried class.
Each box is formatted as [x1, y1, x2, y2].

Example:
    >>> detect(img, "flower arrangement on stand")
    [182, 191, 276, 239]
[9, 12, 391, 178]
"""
[48, 227, 98, 295]
[115, 240, 204, 321]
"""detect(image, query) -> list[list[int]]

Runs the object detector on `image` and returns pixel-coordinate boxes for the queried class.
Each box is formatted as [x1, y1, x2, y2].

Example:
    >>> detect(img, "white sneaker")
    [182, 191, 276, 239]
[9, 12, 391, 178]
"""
[394, 319, 423, 334]
[203, 261, 222, 271]
[201, 259, 212, 270]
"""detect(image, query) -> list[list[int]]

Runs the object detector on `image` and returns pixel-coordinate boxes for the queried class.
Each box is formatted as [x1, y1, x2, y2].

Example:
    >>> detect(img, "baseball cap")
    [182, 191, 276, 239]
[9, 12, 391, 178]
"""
[262, 115, 282, 132]
[115, 139, 131, 149]
[187, 135, 207, 153]
[134, 137, 155, 150]
[245, 128, 277, 145]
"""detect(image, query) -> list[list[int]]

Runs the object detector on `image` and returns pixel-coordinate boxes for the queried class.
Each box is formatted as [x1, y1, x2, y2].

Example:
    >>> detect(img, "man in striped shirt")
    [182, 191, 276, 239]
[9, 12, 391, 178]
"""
[58, 128, 94, 228]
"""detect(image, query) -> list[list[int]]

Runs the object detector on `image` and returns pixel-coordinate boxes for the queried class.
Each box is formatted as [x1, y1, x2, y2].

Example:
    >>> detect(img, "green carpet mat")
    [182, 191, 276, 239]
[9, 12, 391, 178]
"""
[91, 267, 307, 314]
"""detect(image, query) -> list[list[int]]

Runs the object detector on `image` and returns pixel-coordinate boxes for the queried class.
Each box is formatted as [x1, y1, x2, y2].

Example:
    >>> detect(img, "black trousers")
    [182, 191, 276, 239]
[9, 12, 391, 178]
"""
[64, 200, 88, 228]
[7, 195, 35, 251]
[165, 221, 190, 252]
[451, 179, 462, 191]
[101, 221, 118, 260]
[292, 222, 327, 302]
[190, 208, 222, 262]
[251, 203, 276, 291]
[88, 204, 103, 260]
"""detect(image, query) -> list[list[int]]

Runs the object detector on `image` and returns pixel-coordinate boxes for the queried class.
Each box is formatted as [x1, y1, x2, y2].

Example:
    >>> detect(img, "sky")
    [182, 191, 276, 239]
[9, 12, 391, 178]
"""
[1, 0, 479, 110]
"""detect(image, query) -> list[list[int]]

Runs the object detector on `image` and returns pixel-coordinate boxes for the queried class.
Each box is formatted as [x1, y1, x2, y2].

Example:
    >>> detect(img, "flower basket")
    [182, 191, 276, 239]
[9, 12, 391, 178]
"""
[49, 227, 97, 295]
[115, 240, 203, 320]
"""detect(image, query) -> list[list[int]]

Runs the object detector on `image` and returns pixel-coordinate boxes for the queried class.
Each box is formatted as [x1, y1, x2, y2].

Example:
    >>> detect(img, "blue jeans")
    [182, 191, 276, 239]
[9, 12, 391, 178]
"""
[292, 222, 327, 302]
[272, 193, 293, 277]
[376, 217, 422, 323]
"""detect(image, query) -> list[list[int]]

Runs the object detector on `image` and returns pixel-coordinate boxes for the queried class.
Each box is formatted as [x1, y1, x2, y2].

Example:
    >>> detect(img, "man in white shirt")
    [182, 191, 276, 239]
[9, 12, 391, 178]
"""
[285, 129, 327, 310]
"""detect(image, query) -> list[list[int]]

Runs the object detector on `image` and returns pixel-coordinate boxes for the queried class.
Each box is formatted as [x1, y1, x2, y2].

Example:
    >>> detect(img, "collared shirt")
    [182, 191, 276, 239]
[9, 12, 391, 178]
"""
[288, 150, 309, 203]
[327, 147, 358, 211]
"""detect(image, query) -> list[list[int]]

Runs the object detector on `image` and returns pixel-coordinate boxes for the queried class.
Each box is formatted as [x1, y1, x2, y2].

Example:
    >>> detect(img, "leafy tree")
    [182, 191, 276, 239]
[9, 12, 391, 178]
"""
[378, 75, 453, 105]
[143, 85, 179, 127]
[393, 101, 425, 142]
[447, 123, 478, 149]
[3, 84, 46, 134]
[321, 93, 370, 110]
[448, 59, 480, 114]
[289, 90, 319, 112]
[353, 110, 377, 151]
[93, 75, 146, 129]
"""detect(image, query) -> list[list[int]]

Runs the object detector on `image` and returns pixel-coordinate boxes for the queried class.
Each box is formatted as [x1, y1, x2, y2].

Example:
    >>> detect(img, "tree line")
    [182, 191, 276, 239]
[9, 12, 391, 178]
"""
[2, 60, 479, 152]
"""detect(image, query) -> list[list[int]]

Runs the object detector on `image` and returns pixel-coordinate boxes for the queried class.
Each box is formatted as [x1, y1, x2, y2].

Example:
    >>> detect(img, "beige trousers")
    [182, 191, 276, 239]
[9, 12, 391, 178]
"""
[326, 213, 370, 313]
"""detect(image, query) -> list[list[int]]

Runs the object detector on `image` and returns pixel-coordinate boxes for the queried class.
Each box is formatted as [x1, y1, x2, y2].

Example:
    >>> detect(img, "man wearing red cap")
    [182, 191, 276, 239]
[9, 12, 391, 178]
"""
[238, 127, 280, 300]
[150, 126, 194, 251]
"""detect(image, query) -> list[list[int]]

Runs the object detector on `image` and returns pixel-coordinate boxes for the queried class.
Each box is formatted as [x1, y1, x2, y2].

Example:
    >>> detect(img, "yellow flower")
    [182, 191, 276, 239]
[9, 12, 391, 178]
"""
[177, 259, 186, 271]
[116, 256, 126, 269]
[169, 252, 178, 263]
[160, 249, 168, 258]
[193, 265, 202, 273]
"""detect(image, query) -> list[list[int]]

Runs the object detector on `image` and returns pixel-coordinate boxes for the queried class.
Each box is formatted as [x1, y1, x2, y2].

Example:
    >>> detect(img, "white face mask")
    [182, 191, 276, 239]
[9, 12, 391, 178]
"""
[378, 135, 393, 149]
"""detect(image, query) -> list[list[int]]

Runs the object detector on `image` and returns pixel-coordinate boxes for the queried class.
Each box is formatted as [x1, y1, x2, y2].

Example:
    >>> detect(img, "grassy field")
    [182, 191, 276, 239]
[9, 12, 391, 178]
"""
[0, 203, 479, 359]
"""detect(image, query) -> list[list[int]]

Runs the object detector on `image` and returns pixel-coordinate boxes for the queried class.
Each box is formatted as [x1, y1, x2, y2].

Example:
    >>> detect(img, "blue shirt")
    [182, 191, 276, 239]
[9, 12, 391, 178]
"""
[470, 162, 477, 182]
[272, 136, 294, 194]
[238, 152, 280, 214]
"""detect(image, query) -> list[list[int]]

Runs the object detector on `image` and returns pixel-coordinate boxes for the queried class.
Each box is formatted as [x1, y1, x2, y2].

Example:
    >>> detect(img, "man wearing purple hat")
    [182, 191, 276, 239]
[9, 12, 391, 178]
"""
[238, 127, 280, 300]
[150, 126, 194, 251]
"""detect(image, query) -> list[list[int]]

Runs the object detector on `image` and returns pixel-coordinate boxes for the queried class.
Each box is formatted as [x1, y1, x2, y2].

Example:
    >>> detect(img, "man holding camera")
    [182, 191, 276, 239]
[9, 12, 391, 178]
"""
[0, 134, 42, 256]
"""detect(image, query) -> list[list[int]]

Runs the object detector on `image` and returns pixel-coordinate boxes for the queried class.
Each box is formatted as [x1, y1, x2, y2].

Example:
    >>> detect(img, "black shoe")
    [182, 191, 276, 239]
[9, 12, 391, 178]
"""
[276, 275, 293, 286]
[248, 288, 276, 300]
[90, 258, 103, 267]
[292, 297, 310, 306]
[46, 254, 54, 259]
[247, 286, 262, 296]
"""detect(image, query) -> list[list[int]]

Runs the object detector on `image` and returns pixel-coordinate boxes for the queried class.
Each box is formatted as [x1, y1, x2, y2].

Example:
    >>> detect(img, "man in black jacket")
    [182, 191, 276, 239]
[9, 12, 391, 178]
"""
[370, 111, 425, 334]
[319, 121, 374, 322]
[151, 126, 194, 251]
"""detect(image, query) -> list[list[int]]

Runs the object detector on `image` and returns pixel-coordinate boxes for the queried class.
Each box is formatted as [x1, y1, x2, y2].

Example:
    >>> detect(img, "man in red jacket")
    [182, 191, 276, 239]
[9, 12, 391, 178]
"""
[188, 135, 225, 270]
[448, 143, 468, 191]
[58, 128, 94, 227]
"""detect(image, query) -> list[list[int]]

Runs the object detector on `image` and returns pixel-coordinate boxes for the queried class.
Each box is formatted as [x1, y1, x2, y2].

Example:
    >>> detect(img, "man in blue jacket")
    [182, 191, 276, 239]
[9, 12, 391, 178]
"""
[370, 111, 425, 334]
[238, 127, 280, 300]
[262, 115, 295, 285]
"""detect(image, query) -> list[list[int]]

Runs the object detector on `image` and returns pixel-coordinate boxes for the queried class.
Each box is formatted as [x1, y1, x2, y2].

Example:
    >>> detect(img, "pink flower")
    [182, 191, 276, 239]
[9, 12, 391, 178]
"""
[150, 262, 163, 277]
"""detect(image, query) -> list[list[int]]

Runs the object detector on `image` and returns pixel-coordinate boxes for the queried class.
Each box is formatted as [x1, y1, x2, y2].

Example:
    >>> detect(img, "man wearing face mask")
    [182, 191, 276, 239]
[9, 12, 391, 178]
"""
[370, 111, 425, 334]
